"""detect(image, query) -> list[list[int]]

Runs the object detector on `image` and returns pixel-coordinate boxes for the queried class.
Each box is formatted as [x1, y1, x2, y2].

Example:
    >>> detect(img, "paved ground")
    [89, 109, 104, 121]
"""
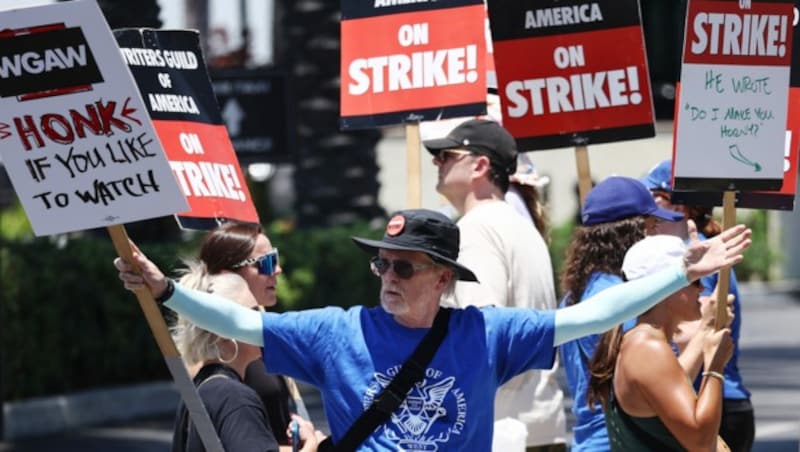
[0, 284, 797, 451]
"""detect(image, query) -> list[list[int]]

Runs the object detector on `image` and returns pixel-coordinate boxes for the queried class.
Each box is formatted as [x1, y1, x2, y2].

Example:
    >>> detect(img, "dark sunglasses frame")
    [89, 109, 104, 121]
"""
[232, 249, 279, 275]
[370, 256, 436, 280]
[433, 148, 474, 164]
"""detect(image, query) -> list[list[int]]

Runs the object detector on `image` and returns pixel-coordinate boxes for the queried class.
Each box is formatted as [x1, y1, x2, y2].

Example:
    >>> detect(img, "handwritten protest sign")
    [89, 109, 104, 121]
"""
[674, 0, 794, 191]
[0, 0, 187, 236]
[488, 0, 655, 150]
[340, 0, 487, 130]
[115, 29, 258, 230]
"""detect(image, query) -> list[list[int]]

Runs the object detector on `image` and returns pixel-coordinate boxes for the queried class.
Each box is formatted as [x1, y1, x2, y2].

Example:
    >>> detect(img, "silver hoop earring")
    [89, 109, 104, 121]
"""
[216, 339, 239, 364]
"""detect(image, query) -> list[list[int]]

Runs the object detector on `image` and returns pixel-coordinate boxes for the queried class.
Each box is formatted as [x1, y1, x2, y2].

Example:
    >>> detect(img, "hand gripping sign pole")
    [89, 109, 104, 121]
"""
[714, 192, 736, 330]
[107, 226, 225, 452]
[0, 3, 225, 451]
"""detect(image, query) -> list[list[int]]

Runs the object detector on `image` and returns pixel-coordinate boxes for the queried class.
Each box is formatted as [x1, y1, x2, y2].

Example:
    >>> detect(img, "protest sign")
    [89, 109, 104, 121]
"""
[0, 3, 223, 452]
[115, 29, 259, 230]
[672, 0, 800, 211]
[340, 0, 487, 130]
[488, 0, 656, 151]
[0, 0, 187, 236]
[674, 0, 794, 192]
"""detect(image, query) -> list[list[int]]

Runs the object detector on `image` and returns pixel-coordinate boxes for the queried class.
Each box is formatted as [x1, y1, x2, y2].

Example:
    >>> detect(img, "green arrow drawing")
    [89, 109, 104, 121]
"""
[728, 144, 762, 172]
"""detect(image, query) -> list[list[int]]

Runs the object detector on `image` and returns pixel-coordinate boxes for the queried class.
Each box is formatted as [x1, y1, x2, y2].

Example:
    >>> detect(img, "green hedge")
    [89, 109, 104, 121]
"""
[0, 209, 774, 400]
[0, 237, 178, 399]
[0, 223, 382, 401]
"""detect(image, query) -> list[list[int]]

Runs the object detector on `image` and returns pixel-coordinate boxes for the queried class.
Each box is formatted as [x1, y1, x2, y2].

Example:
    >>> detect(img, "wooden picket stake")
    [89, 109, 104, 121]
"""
[106, 224, 223, 452]
[406, 123, 422, 209]
[714, 191, 737, 330]
[285, 377, 311, 421]
[575, 145, 593, 208]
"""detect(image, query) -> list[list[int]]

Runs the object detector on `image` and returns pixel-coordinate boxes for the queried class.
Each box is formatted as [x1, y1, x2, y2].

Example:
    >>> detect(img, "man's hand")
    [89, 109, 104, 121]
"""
[114, 239, 169, 299]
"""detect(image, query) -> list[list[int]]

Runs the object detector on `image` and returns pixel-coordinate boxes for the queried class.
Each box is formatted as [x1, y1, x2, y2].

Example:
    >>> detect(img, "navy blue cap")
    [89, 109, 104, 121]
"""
[641, 159, 673, 192]
[581, 176, 683, 225]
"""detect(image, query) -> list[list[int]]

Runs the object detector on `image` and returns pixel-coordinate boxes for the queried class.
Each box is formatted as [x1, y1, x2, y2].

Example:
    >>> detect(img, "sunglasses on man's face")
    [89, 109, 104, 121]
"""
[232, 249, 279, 276]
[370, 256, 436, 280]
[433, 149, 473, 165]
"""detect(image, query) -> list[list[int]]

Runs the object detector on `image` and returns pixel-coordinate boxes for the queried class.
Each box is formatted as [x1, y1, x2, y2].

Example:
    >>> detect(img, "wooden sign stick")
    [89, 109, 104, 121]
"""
[106, 224, 223, 452]
[575, 145, 593, 209]
[406, 123, 422, 209]
[714, 191, 737, 330]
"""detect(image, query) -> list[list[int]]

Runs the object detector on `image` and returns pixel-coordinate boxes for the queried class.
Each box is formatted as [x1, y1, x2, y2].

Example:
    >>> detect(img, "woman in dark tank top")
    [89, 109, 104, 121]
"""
[587, 233, 735, 451]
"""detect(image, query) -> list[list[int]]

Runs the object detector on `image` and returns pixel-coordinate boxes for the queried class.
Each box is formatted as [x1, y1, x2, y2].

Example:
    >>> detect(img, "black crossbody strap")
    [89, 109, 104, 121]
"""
[319, 308, 452, 452]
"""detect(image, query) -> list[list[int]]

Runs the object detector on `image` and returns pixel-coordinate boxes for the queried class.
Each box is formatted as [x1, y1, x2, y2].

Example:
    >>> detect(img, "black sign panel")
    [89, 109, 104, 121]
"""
[0, 26, 103, 99]
[210, 69, 292, 163]
[342, 0, 481, 20]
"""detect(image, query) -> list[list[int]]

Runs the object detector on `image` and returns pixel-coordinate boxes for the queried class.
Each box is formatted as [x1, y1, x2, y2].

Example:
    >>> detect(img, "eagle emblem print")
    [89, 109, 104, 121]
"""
[364, 367, 468, 451]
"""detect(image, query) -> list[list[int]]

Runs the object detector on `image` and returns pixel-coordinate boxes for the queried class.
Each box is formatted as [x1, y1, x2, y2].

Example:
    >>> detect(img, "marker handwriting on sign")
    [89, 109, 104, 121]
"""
[691, 12, 789, 57]
[348, 22, 478, 95]
[685, 102, 766, 136]
[32, 169, 161, 209]
[731, 75, 771, 94]
[2, 98, 141, 151]
[23, 132, 157, 182]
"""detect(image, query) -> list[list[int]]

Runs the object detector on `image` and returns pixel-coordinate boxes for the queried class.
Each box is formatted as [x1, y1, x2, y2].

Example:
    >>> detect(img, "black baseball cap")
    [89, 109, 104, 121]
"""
[423, 119, 517, 175]
[351, 209, 478, 282]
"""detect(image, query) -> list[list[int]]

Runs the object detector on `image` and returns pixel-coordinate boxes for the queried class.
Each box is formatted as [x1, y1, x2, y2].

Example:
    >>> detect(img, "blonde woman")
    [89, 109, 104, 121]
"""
[172, 270, 318, 452]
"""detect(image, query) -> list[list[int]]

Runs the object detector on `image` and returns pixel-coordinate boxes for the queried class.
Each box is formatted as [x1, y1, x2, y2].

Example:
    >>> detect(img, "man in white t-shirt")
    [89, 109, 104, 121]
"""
[423, 119, 567, 451]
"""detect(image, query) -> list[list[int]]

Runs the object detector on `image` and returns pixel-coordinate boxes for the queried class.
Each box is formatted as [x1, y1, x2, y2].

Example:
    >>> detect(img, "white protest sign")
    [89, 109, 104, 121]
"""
[674, 0, 794, 191]
[0, 0, 188, 236]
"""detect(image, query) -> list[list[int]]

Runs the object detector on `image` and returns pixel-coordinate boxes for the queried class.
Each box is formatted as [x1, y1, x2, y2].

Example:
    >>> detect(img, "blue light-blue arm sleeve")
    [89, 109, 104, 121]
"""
[553, 263, 689, 346]
[164, 283, 264, 346]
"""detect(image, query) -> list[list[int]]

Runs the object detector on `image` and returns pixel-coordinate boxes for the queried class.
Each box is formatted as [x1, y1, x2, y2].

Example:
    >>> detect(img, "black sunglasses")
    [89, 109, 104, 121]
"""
[232, 249, 279, 276]
[433, 149, 473, 164]
[370, 256, 436, 280]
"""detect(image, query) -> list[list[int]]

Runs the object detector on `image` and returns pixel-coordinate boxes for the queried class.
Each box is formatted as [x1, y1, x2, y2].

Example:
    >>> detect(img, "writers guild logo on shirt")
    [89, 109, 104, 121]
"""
[364, 367, 467, 451]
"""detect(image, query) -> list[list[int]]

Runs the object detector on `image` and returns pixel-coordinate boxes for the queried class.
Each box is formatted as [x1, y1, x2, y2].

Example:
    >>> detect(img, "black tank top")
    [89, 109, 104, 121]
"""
[605, 386, 686, 451]
[244, 359, 293, 444]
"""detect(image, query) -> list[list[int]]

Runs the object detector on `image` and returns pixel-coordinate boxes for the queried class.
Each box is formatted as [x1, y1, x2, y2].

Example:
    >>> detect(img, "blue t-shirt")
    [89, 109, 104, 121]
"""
[695, 261, 750, 400]
[560, 272, 627, 452]
[260, 305, 555, 451]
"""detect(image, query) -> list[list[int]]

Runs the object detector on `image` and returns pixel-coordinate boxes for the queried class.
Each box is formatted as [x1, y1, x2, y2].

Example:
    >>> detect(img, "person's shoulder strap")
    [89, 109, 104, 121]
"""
[175, 365, 234, 452]
[318, 308, 452, 452]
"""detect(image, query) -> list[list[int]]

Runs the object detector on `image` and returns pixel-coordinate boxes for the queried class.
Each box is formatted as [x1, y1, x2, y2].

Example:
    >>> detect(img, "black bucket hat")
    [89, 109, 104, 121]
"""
[351, 209, 478, 282]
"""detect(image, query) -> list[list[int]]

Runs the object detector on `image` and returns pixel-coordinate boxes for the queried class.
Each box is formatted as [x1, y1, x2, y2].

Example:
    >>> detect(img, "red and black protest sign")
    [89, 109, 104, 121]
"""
[488, 0, 655, 150]
[340, 0, 487, 130]
[672, 0, 799, 210]
[114, 29, 259, 229]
